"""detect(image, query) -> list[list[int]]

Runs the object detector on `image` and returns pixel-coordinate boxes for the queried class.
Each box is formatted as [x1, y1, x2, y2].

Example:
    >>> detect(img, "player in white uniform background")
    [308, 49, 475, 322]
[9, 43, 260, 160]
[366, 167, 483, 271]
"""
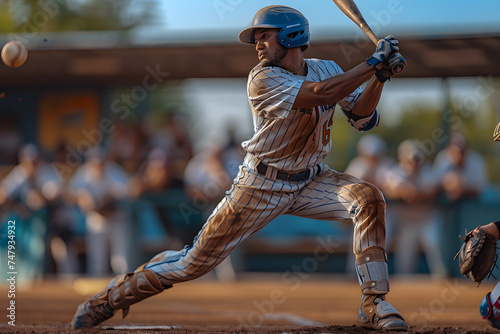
[73, 5, 407, 331]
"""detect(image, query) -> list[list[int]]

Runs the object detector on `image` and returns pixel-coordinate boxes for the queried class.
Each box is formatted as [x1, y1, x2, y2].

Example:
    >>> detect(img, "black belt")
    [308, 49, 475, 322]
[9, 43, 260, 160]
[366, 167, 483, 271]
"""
[256, 163, 320, 182]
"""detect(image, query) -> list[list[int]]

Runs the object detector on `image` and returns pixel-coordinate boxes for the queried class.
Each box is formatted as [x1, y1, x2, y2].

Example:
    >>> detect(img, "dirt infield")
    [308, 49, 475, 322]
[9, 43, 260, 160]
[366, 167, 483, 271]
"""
[0, 273, 497, 333]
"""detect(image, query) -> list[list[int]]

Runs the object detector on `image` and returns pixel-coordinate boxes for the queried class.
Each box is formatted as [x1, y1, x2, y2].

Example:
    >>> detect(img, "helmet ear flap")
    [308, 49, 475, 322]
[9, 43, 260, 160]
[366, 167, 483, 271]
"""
[276, 22, 310, 50]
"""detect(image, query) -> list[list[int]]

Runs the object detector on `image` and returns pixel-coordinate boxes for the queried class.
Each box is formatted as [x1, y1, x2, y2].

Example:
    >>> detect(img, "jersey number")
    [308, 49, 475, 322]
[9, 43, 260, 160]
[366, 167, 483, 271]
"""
[322, 115, 333, 146]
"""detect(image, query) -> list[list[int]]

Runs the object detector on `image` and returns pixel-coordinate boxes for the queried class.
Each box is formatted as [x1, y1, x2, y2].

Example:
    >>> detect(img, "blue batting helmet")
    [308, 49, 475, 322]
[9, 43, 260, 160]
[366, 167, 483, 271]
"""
[238, 6, 310, 50]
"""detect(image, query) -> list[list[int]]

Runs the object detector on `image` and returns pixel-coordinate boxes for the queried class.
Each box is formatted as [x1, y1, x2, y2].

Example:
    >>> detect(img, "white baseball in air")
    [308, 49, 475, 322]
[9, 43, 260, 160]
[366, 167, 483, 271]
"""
[1, 41, 28, 68]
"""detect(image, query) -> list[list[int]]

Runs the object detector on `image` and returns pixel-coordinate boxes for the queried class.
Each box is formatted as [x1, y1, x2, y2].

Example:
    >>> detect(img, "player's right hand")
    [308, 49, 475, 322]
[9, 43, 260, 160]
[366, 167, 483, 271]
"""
[386, 51, 406, 74]
[375, 52, 406, 82]
[366, 35, 399, 70]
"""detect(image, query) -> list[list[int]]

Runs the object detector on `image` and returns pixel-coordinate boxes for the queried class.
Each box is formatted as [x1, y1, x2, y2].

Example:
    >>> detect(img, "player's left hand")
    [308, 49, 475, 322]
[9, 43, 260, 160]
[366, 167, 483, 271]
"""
[366, 35, 399, 70]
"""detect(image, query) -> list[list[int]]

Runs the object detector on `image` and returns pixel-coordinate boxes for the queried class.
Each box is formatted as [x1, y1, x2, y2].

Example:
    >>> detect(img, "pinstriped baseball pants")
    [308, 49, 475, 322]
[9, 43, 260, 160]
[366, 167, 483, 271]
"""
[144, 164, 386, 283]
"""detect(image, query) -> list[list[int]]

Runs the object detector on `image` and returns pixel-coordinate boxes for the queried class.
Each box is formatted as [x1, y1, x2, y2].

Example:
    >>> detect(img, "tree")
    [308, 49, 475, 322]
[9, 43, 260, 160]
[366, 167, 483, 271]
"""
[0, 0, 161, 33]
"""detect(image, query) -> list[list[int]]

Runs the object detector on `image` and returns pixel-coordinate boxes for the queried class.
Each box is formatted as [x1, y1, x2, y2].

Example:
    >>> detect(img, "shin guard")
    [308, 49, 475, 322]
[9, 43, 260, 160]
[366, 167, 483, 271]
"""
[89, 266, 172, 319]
[107, 268, 172, 318]
[355, 245, 389, 295]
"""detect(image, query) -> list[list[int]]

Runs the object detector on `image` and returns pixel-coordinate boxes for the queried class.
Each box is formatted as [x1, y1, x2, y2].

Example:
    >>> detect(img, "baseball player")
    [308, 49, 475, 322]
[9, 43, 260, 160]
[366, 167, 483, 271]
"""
[458, 121, 500, 329]
[72, 5, 407, 330]
[475, 220, 500, 329]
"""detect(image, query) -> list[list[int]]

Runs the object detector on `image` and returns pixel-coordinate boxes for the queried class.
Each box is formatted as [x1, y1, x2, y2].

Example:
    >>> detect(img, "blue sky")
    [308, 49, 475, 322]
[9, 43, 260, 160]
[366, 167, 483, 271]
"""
[160, 0, 500, 38]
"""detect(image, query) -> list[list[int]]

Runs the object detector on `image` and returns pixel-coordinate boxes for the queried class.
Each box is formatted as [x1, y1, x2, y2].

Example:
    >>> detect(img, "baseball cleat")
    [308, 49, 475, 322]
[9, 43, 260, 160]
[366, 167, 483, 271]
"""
[72, 298, 115, 329]
[72, 275, 123, 329]
[72, 269, 169, 329]
[356, 294, 408, 331]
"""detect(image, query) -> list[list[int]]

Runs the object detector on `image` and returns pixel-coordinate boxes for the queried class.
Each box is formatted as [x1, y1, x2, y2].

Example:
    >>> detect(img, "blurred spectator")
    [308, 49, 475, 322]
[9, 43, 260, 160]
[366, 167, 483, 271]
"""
[45, 142, 82, 277]
[385, 139, 448, 278]
[433, 132, 488, 202]
[69, 147, 130, 277]
[132, 148, 173, 196]
[151, 112, 193, 187]
[0, 115, 22, 165]
[183, 142, 237, 281]
[0, 144, 60, 282]
[345, 134, 395, 189]
[130, 148, 186, 250]
[108, 120, 151, 173]
[184, 142, 233, 218]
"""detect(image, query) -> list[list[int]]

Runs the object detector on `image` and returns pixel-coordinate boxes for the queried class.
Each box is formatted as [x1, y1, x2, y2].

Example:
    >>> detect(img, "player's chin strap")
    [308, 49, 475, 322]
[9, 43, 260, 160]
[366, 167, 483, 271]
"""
[89, 263, 172, 319]
[355, 245, 389, 295]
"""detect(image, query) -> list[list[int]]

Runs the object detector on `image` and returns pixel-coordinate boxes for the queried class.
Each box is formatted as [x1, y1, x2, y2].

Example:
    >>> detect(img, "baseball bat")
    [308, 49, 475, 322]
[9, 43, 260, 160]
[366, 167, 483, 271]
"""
[331, 0, 405, 74]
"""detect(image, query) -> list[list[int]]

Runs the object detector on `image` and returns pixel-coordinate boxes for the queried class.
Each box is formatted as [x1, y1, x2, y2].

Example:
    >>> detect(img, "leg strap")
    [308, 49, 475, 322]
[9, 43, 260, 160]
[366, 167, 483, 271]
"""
[355, 245, 389, 295]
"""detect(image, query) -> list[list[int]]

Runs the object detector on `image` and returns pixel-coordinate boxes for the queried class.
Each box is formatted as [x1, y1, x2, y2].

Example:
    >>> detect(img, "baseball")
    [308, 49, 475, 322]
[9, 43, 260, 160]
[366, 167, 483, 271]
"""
[1, 41, 28, 68]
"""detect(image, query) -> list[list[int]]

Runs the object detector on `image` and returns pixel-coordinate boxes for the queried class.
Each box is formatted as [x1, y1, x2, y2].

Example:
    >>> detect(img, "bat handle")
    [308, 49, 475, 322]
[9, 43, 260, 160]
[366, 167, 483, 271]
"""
[390, 60, 406, 74]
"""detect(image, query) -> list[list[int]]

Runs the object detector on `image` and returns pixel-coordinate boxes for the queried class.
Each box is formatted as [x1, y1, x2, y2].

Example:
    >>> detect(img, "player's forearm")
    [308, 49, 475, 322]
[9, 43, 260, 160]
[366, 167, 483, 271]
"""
[350, 77, 384, 117]
[294, 63, 375, 108]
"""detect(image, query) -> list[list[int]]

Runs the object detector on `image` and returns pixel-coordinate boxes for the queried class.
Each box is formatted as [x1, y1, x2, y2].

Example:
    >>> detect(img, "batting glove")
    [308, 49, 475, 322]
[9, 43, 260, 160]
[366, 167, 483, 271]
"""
[375, 52, 407, 83]
[366, 35, 399, 70]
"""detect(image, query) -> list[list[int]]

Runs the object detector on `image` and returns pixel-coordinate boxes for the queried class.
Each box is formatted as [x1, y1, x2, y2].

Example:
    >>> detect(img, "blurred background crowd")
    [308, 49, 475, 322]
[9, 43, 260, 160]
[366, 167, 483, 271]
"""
[0, 109, 498, 284]
[0, 112, 246, 283]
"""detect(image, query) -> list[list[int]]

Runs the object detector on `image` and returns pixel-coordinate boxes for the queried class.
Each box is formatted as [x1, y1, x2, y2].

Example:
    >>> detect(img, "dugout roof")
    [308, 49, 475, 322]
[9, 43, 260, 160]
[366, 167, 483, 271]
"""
[0, 31, 499, 87]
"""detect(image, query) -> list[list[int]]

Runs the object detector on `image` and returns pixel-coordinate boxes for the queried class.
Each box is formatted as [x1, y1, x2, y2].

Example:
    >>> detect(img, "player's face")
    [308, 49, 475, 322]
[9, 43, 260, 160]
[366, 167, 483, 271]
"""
[254, 29, 288, 67]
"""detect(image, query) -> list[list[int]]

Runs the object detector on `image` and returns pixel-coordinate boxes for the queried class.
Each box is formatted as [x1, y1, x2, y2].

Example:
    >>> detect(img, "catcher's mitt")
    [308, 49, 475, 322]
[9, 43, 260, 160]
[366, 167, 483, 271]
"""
[454, 227, 498, 284]
[494, 121, 500, 142]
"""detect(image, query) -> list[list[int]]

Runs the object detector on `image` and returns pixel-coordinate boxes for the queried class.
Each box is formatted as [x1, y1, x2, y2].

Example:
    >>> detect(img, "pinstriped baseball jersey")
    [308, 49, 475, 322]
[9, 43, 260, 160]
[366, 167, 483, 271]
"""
[242, 58, 379, 172]
[141, 59, 389, 296]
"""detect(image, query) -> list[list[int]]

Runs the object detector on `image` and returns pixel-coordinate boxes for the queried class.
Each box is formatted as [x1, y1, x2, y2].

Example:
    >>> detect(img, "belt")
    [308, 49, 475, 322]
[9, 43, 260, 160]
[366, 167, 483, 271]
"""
[244, 154, 321, 182]
[257, 163, 320, 182]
